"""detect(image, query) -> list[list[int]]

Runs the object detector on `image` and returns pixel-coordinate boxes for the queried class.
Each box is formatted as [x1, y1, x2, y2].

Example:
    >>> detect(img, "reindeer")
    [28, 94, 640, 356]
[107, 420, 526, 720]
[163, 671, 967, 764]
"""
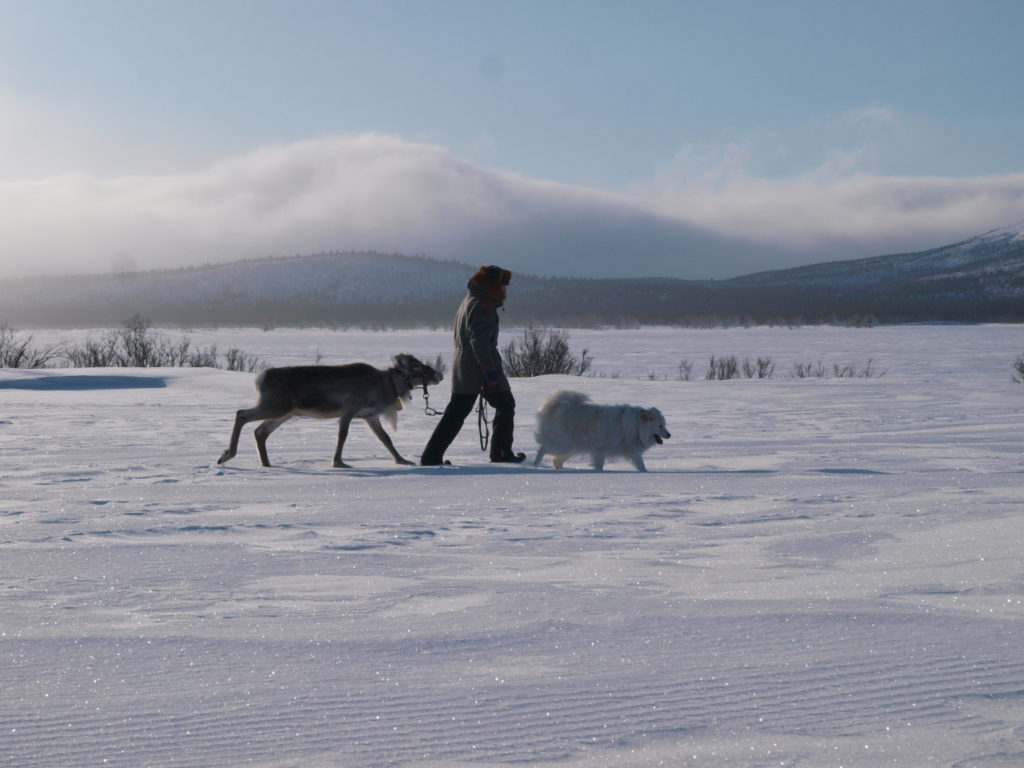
[217, 354, 442, 468]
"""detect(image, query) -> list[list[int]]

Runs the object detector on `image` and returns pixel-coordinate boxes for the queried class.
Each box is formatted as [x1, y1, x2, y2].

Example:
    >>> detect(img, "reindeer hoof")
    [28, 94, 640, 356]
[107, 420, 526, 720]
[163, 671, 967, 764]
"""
[217, 451, 234, 465]
[333, 460, 351, 469]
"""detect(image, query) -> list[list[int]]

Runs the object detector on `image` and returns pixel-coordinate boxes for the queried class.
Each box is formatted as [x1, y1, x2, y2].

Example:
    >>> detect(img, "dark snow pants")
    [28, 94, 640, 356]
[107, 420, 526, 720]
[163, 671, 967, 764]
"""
[421, 390, 516, 463]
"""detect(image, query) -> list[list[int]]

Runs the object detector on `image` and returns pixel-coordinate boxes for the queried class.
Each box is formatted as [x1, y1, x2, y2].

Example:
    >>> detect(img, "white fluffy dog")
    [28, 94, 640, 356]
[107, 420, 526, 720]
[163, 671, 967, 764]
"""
[534, 390, 670, 471]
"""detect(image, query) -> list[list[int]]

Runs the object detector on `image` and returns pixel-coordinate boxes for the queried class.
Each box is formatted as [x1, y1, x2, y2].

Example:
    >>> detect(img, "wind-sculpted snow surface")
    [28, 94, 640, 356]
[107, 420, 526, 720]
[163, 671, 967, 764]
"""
[2, 325, 1023, 767]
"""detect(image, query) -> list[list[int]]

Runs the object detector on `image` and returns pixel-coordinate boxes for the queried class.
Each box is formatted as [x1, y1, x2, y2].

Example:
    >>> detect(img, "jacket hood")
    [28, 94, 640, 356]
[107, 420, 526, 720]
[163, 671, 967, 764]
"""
[468, 265, 510, 305]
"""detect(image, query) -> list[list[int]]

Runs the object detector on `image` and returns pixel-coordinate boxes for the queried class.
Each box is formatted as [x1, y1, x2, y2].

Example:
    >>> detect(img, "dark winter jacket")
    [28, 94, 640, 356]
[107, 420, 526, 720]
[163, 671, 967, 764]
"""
[451, 269, 511, 394]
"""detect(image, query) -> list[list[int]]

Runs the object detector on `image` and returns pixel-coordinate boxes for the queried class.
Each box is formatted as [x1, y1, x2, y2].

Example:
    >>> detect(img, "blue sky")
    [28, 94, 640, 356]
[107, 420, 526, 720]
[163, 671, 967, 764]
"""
[2, 0, 1024, 279]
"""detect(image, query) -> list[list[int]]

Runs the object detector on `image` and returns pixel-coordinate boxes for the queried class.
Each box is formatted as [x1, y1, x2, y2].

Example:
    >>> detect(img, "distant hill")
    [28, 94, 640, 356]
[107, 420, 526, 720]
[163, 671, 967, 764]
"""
[2, 223, 1023, 327]
[0, 253, 474, 328]
[719, 222, 1024, 324]
[729, 222, 1024, 290]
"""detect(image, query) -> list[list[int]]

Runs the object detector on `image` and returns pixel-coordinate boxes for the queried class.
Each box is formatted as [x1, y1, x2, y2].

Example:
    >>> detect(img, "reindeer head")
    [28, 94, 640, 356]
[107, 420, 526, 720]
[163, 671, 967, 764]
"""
[392, 354, 443, 388]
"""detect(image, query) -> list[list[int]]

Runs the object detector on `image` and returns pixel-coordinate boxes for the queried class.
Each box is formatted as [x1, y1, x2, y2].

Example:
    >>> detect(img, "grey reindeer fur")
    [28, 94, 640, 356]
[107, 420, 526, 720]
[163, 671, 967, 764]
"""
[217, 354, 442, 468]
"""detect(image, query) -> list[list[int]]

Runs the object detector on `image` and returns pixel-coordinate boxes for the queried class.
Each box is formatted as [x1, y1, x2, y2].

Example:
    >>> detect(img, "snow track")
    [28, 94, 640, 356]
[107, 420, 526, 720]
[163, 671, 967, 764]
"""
[2, 325, 1023, 766]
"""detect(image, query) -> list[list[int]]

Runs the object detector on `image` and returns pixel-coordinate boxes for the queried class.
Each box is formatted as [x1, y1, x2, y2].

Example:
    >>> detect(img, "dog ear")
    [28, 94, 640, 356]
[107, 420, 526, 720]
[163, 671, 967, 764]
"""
[640, 410, 653, 423]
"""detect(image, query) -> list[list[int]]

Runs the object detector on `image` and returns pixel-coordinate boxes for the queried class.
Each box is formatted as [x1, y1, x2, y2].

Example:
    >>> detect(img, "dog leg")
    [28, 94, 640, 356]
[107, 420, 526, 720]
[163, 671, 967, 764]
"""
[590, 452, 606, 471]
[629, 453, 648, 472]
[533, 446, 546, 467]
[552, 456, 565, 470]
[364, 416, 414, 465]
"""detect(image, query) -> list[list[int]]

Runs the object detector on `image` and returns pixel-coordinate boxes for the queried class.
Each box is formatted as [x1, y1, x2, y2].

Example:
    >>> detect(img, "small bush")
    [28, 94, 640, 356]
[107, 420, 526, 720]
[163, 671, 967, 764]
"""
[833, 359, 880, 378]
[677, 359, 694, 381]
[1013, 354, 1024, 383]
[705, 355, 775, 380]
[793, 360, 827, 378]
[63, 337, 117, 367]
[502, 328, 592, 377]
[706, 355, 739, 380]
[62, 315, 263, 371]
[62, 315, 179, 367]
[188, 345, 220, 368]
[0, 324, 62, 368]
[794, 359, 882, 378]
[223, 347, 263, 372]
[743, 357, 775, 379]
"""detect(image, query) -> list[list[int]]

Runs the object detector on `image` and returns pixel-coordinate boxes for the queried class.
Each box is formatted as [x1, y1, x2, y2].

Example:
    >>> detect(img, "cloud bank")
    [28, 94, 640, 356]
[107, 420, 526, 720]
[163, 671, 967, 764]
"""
[635, 107, 1024, 260]
[1, 133, 1022, 280]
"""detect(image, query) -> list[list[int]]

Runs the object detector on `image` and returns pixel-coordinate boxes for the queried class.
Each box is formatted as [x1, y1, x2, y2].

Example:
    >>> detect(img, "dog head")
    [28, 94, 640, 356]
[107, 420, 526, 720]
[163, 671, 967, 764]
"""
[393, 354, 444, 387]
[640, 408, 671, 446]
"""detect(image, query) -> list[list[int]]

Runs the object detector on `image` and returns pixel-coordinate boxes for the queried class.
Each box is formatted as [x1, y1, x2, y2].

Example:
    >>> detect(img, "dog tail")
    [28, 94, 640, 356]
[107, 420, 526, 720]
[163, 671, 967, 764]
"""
[535, 390, 592, 452]
[537, 390, 590, 420]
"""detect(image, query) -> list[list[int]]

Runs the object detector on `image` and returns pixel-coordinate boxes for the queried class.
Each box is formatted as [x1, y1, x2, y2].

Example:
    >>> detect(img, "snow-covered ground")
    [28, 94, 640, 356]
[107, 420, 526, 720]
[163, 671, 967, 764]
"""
[2, 324, 1022, 767]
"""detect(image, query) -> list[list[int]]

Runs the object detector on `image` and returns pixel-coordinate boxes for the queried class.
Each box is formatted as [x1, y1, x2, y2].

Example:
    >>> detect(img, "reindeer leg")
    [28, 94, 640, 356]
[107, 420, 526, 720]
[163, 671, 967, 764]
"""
[219, 407, 259, 465]
[254, 416, 290, 467]
[333, 414, 355, 468]
[364, 416, 414, 465]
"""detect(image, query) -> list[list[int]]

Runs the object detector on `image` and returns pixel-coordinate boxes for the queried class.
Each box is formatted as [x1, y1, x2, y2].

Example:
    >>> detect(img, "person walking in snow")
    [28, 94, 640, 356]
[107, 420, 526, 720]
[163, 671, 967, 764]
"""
[420, 265, 526, 466]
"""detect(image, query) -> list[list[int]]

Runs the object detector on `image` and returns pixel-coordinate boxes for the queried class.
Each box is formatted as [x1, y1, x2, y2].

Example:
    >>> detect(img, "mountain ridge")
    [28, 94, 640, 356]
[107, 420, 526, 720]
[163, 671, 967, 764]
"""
[726, 221, 1024, 292]
[2, 223, 1022, 327]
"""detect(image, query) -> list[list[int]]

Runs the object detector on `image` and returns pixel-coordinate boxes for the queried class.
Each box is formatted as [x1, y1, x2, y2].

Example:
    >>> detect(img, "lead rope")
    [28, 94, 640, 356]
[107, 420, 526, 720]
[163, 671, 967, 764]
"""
[477, 395, 490, 452]
[418, 383, 488, 450]
[421, 384, 443, 417]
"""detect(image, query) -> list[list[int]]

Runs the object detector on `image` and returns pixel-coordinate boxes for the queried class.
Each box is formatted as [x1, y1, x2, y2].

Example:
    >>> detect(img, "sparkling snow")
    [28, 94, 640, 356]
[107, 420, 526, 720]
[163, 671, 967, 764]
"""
[2, 324, 1023, 767]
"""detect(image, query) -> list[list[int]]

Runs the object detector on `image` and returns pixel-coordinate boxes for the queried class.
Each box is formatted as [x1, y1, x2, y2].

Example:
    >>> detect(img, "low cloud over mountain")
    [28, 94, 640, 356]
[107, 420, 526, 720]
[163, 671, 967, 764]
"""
[1, 134, 1022, 280]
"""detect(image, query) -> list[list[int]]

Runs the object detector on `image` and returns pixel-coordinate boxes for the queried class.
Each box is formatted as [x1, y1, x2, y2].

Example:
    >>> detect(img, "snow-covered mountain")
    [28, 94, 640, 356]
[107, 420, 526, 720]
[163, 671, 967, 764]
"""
[2, 223, 1023, 327]
[727, 221, 1024, 293]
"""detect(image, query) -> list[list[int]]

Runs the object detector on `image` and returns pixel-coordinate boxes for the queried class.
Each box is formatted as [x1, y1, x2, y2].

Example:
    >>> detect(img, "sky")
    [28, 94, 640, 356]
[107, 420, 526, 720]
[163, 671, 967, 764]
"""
[2, 0, 1024, 280]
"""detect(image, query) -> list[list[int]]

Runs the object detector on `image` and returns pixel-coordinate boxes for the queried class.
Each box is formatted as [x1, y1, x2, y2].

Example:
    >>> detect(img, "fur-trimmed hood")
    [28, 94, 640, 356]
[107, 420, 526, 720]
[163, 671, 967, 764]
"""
[468, 265, 511, 305]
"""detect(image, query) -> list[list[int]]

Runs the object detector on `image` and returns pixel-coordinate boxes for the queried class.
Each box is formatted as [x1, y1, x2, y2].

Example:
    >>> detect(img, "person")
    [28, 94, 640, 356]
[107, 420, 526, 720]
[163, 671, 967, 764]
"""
[420, 265, 526, 465]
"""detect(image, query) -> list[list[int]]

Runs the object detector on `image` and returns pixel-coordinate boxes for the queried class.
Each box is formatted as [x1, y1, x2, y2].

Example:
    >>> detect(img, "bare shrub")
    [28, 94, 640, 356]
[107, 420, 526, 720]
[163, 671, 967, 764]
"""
[502, 328, 592, 377]
[677, 359, 693, 381]
[706, 355, 739, 380]
[794, 359, 882, 379]
[833, 359, 882, 378]
[705, 355, 775, 380]
[224, 347, 264, 372]
[62, 315, 263, 370]
[0, 324, 62, 368]
[188, 345, 220, 368]
[116, 314, 166, 366]
[743, 357, 775, 379]
[64, 336, 119, 367]
[68, 314, 184, 367]
[1012, 354, 1024, 383]
[793, 360, 827, 378]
